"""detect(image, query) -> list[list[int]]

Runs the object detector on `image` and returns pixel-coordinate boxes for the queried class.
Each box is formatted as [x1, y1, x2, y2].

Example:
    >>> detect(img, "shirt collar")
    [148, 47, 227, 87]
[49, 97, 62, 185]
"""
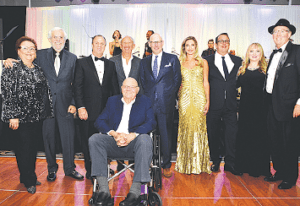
[92, 54, 104, 62]
[121, 97, 136, 106]
[152, 51, 163, 59]
[121, 55, 133, 63]
[216, 51, 229, 59]
[277, 41, 289, 52]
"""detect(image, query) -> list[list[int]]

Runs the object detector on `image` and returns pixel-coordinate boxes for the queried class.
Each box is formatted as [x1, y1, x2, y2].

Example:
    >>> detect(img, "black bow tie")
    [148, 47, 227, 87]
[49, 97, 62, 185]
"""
[95, 57, 105, 61]
[273, 48, 282, 54]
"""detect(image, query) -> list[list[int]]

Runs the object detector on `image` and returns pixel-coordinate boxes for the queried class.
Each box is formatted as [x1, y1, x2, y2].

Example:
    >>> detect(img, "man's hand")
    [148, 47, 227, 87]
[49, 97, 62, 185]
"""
[78, 108, 88, 120]
[124, 133, 137, 145]
[293, 104, 300, 118]
[9, 119, 19, 130]
[109, 131, 127, 147]
[4, 58, 19, 68]
[68, 105, 76, 114]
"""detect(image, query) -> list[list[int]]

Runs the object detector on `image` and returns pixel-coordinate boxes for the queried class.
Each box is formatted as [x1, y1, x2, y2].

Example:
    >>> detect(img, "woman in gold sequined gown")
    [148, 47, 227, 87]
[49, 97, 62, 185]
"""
[175, 36, 211, 174]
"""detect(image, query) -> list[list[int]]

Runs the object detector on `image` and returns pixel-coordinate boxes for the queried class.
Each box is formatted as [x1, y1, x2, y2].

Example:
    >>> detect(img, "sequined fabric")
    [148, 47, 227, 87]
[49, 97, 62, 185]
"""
[175, 65, 211, 174]
[1, 61, 54, 123]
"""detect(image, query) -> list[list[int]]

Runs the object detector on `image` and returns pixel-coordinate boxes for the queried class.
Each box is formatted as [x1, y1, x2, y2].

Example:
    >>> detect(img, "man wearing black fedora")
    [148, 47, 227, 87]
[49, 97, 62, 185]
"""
[264, 18, 300, 189]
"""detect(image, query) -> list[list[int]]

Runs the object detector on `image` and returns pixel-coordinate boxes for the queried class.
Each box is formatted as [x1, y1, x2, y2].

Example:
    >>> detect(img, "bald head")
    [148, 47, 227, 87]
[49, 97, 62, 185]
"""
[149, 33, 164, 55]
[122, 77, 139, 103]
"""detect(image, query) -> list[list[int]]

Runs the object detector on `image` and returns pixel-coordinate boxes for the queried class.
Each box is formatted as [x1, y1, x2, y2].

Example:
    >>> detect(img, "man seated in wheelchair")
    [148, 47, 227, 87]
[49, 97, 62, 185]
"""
[89, 77, 156, 206]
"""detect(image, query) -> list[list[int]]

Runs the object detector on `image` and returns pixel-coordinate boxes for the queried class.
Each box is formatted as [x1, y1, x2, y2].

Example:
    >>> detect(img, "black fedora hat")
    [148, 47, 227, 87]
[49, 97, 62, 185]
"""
[268, 18, 296, 35]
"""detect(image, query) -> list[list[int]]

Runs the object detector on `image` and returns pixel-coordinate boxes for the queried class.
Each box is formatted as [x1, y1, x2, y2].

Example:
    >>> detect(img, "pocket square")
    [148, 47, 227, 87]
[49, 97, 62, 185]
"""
[285, 63, 293, 67]
[164, 63, 172, 67]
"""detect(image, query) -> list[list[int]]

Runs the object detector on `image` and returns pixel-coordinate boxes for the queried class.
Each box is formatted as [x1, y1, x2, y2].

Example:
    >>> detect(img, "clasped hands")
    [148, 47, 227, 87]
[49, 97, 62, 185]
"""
[109, 131, 136, 147]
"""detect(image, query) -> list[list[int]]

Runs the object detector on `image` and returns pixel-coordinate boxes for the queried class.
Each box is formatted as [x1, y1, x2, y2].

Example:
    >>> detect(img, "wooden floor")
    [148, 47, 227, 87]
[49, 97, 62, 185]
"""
[1, 156, 300, 206]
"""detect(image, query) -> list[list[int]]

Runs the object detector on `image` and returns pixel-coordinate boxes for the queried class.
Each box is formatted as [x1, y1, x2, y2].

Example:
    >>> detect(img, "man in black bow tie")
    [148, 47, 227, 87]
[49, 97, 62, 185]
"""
[264, 18, 300, 189]
[73, 35, 119, 179]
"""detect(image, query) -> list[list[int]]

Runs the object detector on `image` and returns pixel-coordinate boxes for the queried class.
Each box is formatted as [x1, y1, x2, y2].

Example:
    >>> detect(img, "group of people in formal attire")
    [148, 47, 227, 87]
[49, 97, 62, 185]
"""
[1, 18, 300, 205]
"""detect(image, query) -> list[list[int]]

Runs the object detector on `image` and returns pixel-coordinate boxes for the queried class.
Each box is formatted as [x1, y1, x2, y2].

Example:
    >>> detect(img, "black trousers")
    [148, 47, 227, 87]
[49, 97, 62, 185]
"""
[207, 103, 238, 167]
[79, 120, 98, 175]
[14, 122, 41, 188]
[266, 95, 300, 184]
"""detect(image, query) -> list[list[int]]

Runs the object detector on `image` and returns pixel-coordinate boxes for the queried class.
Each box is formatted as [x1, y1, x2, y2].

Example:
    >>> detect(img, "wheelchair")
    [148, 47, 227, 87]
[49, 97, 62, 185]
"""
[89, 131, 162, 206]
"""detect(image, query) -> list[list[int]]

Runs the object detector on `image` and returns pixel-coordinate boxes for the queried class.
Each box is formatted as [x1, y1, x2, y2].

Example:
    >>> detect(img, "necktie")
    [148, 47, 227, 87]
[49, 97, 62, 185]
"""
[153, 55, 158, 79]
[54, 52, 60, 76]
[273, 48, 282, 54]
[95, 57, 105, 61]
[222, 56, 229, 80]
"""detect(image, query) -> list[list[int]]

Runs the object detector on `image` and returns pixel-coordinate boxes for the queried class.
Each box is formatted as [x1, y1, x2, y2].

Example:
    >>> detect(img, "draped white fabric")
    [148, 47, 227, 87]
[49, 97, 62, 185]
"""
[26, 4, 300, 59]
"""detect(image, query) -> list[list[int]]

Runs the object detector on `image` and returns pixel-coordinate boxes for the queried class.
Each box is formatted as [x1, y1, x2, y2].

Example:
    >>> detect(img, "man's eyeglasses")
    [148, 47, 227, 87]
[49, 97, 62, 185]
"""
[217, 40, 230, 44]
[19, 46, 36, 52]
[149, 41, 162, 44]
[123, 85, 138, 90]
[272, 30, 289, 35]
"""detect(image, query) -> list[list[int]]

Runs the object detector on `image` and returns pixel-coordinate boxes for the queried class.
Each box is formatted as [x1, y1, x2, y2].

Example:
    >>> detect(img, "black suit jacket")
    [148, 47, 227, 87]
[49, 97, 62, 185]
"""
[265, 41, 300, 121]
[73, 55, 119, 121]
[205, 53, 242, 111]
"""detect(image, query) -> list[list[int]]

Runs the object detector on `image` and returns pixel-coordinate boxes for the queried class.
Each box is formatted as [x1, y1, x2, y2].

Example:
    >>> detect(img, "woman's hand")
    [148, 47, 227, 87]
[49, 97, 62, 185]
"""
[9, 119, 19, 130]
[203, 102, 209, 116]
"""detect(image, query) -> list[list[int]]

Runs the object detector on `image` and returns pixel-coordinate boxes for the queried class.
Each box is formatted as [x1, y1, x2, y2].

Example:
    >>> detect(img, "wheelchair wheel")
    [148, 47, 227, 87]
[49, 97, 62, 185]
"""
[88, 192, 99, 205]
[148, 192, 162, 206]
[152, 168, 162, 192]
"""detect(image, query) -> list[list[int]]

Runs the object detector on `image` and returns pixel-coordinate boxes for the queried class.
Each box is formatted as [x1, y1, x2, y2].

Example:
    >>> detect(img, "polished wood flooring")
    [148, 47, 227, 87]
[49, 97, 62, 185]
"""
[1, 156, 300, 206]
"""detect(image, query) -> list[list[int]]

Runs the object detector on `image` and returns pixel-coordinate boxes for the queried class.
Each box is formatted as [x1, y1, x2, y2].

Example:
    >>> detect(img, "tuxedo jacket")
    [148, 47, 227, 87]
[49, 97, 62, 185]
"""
[35, 48, 77, 117]
[94, 94, 156, 134]
[73, 55, 119, 121]
[139, 52, 181, 114]
[109, 54, 142, 93]
[205, 53, 242, 111]
[265, 41, 300, 121]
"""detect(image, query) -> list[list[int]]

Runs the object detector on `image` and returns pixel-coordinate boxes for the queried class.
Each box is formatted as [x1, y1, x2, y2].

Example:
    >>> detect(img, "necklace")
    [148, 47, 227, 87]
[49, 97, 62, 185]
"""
[247, 66, 259, 71]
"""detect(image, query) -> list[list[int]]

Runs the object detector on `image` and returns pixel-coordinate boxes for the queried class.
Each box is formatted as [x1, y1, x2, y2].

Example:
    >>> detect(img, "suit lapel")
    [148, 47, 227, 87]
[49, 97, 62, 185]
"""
[102, 59, 111, 86]
[47, 48, 57, 78]
[58, 50, 68, 77]
[212, 54, 225, 79]
[147, 55, 155, 79]
[87, 55, 101, 85]
[117, 55, 126, 80]
[156, 52, 167, 82]
[128, 57, 136, 77]
[274, 42, 292, 83]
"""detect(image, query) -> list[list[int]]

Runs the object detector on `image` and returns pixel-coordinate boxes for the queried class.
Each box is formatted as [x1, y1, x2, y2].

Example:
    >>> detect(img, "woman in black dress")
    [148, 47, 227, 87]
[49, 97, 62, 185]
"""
[235, 43, 270, 177]
[1, 36, 53, 193]
[109, 30, 122, 56]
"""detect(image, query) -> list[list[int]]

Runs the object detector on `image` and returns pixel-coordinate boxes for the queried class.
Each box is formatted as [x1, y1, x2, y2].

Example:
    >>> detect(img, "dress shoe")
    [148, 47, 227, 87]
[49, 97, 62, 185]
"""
[163, 168, 172, 178]
[278, 181, 295, 189]
[27, 186, 36, 194]
[95, 192, 114, 206]
[86, 172, 92, 180]
[36, 180, 41, 185]
[67, 170, 84, 180]
[224, 165, 243, 176]
[119, 193, 140, 206]
[211, 163, 220, 172]
[47, 172, 56, 181]
[264, 173, 283, 182]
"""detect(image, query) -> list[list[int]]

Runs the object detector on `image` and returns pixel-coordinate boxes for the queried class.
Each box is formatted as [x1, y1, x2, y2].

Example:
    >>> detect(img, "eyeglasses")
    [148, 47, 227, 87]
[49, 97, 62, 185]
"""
[217, 40, 230, 44]
[272, 29, 289, 34]
[123, 85, 138, 90]
[19, 46, 36, 52]
[149, 41, 162, 44]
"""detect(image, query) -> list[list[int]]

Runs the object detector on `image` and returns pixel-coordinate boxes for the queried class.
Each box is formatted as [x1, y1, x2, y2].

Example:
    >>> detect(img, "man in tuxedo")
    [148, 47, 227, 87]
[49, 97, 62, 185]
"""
[73, 35, 119, 179]
[109, 36, 142, 92]
[143, 30, 154, 58]
[205, 33, 242, 175]
[263, 19, 300, 189]
[89, 77, 156, 206]
[139, 33, 181, 178]
[201, 39, 215, 58]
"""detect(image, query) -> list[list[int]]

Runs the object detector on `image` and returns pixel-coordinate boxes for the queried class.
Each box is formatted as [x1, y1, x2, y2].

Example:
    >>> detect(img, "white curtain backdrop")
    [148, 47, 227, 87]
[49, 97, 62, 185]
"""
[26, 4, 300, 59]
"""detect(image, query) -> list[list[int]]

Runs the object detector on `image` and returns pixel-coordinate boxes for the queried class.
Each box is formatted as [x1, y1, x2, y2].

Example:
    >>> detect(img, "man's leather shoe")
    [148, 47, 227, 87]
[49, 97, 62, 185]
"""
[66, 170, 84, 180]
[47, 172, 56, 181]
[119, 193, 140, 206]
[86, 172, 92, 180]
[95, 192, 114, 206]
[27, 186, 36, 194]
[211, 163, 220, 172]
[278, 181, 295, 189]
[264, 173, 283, 182]
[224, 165, 243, 176]
[163, 168, 172, 178]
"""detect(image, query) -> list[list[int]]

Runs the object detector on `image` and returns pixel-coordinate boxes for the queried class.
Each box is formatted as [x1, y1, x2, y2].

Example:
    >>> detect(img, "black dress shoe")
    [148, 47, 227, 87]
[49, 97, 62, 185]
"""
[224, 165, 243, 176]
[95, 192, 114, 206]
[211, 163, 220, 172]
[36, 180, 41, 185]
[66, 170, 84, 180]
[86, 172, 92, 180]
[278, 181, 295, 189]
[264, 173, 283, 182]
[27, 186, 36, 194]
[119, 193, 140, 206]
[47, 172, 56, 181]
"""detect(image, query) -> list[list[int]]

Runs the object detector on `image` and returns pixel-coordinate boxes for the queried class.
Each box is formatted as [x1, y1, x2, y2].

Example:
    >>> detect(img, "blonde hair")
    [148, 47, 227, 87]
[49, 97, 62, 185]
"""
[179, 36, 202, 66]
[238, 43, 267, 76]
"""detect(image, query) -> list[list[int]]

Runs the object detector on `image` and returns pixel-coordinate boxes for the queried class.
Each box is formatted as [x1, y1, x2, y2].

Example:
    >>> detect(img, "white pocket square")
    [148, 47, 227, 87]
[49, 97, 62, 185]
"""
[285, 63, 293, 67]
[164, 63, 172, 67]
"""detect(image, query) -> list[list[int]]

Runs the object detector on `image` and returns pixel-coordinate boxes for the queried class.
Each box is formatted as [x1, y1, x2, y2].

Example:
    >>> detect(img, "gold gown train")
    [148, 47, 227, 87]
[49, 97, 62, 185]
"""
[175, 64, 211, 174]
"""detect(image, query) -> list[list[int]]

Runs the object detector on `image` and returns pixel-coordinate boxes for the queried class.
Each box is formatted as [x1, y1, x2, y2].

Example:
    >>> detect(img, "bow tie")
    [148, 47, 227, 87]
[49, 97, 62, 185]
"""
[95, 57, 105, 61]
[273, 48, 282, 54]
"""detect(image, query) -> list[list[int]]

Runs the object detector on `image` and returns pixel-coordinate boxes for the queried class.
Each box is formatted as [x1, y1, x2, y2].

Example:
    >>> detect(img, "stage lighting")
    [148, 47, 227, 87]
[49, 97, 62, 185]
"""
[92, 0, 100, 3]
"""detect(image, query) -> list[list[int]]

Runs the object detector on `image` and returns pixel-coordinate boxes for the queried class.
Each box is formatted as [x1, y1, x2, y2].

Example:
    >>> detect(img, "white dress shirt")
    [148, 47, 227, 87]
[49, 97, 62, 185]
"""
[214, 52, 234, 79]
[151, 51, 163, 76]
[92, 54, 104, 84]
[122, 55, 133, 78]
[115, 98, 136, 134]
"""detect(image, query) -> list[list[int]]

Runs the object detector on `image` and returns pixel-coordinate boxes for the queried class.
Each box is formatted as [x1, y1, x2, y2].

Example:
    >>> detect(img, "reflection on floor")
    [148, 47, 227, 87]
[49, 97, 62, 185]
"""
[0, 156, 300, 206]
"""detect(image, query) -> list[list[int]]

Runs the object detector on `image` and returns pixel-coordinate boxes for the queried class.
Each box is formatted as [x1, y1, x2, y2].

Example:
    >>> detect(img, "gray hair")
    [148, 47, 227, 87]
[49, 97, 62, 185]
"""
[121, 35, 135, 44]
[48, 27, 67, 40]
